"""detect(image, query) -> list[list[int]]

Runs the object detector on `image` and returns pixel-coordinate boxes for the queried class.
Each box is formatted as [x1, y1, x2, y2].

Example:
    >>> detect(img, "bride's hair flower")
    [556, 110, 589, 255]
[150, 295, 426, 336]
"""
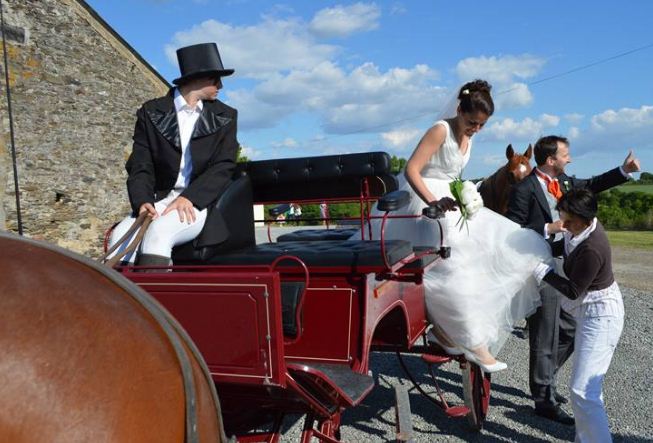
[449, 176, 484, 233]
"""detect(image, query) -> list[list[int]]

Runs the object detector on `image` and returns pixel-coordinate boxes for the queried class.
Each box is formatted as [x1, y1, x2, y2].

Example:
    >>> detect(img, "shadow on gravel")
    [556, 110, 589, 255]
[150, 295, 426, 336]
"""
[342, 353, 569, 442]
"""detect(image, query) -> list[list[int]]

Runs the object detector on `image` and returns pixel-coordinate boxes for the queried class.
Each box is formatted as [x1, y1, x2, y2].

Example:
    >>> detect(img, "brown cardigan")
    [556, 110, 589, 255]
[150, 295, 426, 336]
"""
[543, 221, 615, 300]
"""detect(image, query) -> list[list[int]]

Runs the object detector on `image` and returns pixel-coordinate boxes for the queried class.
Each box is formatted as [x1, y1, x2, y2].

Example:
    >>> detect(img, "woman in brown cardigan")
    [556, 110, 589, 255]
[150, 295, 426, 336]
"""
[533, 188, 624, 442]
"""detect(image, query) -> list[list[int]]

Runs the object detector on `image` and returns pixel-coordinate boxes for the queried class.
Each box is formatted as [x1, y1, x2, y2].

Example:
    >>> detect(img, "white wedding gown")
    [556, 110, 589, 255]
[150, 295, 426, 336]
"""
[366, 120, 552, 355]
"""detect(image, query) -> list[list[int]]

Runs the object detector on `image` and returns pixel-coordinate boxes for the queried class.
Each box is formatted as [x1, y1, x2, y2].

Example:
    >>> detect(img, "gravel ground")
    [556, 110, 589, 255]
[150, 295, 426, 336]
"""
[253, 228, 653, 441]
[278, 287, 653, 442]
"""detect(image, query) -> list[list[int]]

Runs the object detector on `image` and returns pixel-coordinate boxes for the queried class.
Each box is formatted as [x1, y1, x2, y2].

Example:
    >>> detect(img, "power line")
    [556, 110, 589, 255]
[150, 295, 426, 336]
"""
[307, 42, 653, 144]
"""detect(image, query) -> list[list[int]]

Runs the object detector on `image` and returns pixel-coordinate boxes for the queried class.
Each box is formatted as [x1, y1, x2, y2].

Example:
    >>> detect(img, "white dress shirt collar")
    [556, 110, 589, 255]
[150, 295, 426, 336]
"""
[174, 88, 204, 113]
[564, 217, 598, 255]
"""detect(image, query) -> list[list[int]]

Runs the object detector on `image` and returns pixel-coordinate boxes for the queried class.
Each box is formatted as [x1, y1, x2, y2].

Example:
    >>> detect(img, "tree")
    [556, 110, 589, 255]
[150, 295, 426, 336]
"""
[390, 155, 407, 175]
[237, 145, 249, 163]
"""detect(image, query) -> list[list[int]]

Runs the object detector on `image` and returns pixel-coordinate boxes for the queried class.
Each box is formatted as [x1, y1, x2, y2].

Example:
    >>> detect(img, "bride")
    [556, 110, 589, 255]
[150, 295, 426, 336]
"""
[376, 80, 552, 372]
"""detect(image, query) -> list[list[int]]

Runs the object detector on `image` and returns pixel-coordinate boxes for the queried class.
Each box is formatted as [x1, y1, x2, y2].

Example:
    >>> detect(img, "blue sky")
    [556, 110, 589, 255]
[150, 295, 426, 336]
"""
[86, 0, 652, 179]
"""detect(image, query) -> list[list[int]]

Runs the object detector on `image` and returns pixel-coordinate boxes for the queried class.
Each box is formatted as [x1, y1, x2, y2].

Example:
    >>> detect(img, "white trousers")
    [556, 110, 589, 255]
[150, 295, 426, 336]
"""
[108, 192, 207, 263]
[570, 295, 624, 443]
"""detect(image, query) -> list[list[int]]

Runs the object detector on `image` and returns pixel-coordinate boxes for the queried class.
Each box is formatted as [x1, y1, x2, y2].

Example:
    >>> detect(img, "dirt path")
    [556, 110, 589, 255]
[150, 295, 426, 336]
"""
[611, 246, 653, 292]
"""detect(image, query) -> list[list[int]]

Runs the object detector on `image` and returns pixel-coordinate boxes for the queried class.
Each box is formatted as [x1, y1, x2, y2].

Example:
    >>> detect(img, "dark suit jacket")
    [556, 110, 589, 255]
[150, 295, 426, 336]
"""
[506, 167, 627, 244]
[125, 89, 239, 247]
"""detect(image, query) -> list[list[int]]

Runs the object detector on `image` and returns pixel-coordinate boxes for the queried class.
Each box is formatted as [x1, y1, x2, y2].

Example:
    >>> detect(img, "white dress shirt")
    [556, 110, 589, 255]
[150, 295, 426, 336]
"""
[173, 88, 203, 192]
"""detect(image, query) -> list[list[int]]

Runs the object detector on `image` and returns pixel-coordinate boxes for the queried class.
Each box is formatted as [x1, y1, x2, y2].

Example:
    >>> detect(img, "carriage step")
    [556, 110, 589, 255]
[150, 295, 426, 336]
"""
[420, 354, 453, 365]
[444, 405, 471, 418]
[287, 361, 375, 408]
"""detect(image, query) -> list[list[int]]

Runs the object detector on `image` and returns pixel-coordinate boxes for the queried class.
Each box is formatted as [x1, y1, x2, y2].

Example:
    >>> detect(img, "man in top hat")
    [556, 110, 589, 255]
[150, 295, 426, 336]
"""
[108, 42, 239, 267]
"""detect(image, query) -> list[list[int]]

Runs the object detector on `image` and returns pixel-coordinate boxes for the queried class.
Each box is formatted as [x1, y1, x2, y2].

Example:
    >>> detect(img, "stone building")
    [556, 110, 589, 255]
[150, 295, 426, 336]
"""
[0, 0, 168, 256]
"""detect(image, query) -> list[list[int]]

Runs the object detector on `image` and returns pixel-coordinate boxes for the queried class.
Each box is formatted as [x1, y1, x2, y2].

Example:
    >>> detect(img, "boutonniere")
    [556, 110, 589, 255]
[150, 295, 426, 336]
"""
[562, 180, 571, 192]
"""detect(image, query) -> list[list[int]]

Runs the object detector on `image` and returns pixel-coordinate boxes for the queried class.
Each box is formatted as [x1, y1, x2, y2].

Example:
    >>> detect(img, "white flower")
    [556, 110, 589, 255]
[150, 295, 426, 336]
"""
[465, 198, 484, 218]
[460, 180, 481, 205]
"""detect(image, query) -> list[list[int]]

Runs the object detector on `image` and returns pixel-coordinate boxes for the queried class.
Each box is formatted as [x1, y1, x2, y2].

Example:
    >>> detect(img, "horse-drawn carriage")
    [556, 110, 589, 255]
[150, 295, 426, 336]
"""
[1, 151, 502, 442]
[116, 151, 493, 441]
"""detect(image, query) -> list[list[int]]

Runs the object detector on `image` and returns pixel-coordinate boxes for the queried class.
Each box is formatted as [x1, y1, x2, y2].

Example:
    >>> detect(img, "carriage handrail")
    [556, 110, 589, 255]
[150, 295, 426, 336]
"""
[269, 254, 310, 345]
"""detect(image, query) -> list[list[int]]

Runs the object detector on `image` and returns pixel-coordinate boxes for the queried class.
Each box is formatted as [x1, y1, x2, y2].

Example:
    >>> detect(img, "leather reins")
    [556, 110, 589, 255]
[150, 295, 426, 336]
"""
[99, 212, 152, 267]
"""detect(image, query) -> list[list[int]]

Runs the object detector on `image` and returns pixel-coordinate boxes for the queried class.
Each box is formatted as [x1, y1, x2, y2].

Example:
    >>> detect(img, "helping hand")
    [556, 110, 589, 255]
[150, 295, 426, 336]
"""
[622, 150, 641, 174]
[430, 197, 458, 212]
[139, 203, 158, 219]
[162, 196, 196, 224]
[532, 262, 553, 284]
[546, 220, 566, 235]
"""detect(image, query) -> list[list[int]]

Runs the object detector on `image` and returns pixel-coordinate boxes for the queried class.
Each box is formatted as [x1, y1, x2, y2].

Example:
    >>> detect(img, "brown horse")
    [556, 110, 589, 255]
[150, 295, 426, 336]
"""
[0, 232, 228, 442]
[478, 144, 533, 215]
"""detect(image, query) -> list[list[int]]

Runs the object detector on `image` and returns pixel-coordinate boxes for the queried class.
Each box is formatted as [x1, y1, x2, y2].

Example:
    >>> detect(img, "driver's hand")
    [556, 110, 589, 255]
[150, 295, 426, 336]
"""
[162, 196, 196, 224]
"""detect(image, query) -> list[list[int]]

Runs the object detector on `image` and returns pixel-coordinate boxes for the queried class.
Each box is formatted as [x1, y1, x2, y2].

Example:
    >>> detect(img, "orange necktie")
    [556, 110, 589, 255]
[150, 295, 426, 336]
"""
[535, 170, 563, 200]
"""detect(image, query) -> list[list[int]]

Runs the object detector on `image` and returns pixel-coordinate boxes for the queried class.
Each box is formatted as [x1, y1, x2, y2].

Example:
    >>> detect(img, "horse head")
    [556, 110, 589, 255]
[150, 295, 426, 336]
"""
[479, 143, 534, 215]
[505, 144, 533, 184]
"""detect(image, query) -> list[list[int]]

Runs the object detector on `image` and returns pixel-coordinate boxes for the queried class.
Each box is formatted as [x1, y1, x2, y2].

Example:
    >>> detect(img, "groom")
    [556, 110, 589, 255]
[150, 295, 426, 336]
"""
[506, 135, 640, 424]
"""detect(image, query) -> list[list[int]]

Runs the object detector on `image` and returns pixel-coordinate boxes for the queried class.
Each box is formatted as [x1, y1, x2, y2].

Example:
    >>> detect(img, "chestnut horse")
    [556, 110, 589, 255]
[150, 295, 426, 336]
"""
[478, 144, 533, 215]
[0, 232, 229, 442]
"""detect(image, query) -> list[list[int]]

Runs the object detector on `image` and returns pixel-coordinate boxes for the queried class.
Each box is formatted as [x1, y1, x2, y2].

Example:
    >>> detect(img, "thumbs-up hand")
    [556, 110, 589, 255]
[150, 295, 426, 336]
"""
[622, 150, 641, 174]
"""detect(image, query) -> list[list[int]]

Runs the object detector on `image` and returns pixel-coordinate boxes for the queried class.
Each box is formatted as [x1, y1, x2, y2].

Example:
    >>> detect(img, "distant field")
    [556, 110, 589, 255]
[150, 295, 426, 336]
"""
[617, 184, 653, 194]
[606, 230, 653, 249]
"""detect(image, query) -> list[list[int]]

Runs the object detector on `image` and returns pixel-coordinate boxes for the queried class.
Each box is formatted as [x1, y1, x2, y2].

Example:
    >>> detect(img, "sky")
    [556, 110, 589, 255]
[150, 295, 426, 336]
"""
[85, 0, 653, 179]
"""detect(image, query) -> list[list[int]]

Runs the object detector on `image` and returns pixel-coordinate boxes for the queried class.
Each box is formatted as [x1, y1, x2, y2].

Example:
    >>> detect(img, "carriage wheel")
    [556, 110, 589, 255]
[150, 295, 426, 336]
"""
[461, 362, 491, 430]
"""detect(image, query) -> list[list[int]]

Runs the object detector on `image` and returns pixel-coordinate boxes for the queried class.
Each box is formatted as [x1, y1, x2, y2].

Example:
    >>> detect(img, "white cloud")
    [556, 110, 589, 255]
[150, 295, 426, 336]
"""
[309, 3, 381, 38]
[239, 145, 264, 160]
[165, 18, 338, 79]
[590, 106, 653, 131]
[481, 114, 561, 143]
[389, 3, 407, 15]
[565, 113, 584, 124]
[381, 128, 422, 150]
[230, 61, 443, 133]
[481, 154, 506, 167]
[271, 137, 299, 149]
[571, 105, 653, 154]
[456, 55, 546, 109]
[568, 126, 580, 140]
[539, 113, 560, 127]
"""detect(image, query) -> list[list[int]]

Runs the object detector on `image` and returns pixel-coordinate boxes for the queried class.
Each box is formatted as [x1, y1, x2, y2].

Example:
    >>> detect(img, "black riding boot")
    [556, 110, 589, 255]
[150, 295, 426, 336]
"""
[135, 253, 172, 272]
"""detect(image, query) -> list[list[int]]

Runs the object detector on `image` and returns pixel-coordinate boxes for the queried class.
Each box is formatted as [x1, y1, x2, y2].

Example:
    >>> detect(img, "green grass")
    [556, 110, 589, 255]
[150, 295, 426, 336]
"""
[606, 230, 653, 249]
[617, 184, 653, 194]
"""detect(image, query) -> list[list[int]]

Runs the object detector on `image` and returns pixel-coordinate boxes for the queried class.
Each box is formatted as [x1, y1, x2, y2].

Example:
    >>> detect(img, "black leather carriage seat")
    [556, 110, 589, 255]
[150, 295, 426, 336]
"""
[235, 151, 398, 203]
[171, 174, 256, 263]
[174, 239, 413, 271]
[276, 228, 359, 242]
[172, 152, 401, 264]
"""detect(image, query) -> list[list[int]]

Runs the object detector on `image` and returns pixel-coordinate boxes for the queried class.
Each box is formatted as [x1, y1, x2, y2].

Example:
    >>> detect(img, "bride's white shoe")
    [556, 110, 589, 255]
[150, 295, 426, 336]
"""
[426, 330, 463, 355]
[464, 352, 508, 373]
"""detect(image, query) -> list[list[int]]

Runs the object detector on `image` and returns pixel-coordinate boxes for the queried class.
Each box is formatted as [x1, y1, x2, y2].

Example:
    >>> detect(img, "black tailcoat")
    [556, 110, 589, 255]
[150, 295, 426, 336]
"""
[125, 90, 238, 247]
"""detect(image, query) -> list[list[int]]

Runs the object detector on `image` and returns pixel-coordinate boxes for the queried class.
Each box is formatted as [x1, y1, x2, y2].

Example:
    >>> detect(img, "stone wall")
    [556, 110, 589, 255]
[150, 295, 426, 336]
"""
[0, 0, 168, 256]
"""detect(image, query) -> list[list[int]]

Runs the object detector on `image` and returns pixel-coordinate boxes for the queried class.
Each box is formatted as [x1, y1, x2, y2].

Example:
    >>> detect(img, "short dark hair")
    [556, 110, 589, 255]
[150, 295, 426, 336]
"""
[556, 188, 597, 224]
[458, 79, 494, 116]
[534, 135, 569, 166]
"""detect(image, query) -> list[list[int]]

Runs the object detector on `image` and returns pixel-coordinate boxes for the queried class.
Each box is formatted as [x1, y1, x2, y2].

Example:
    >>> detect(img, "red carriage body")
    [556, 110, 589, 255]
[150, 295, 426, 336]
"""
[114, 152, 490, 442]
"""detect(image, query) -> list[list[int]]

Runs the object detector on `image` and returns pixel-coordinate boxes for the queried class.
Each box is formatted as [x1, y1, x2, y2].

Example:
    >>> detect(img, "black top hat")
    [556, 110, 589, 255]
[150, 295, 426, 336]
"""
[172, 42, 234, 85]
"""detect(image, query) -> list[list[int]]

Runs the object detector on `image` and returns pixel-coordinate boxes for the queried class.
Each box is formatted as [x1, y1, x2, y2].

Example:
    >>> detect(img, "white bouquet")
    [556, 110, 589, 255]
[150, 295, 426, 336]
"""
[449, 177, 484, 232]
